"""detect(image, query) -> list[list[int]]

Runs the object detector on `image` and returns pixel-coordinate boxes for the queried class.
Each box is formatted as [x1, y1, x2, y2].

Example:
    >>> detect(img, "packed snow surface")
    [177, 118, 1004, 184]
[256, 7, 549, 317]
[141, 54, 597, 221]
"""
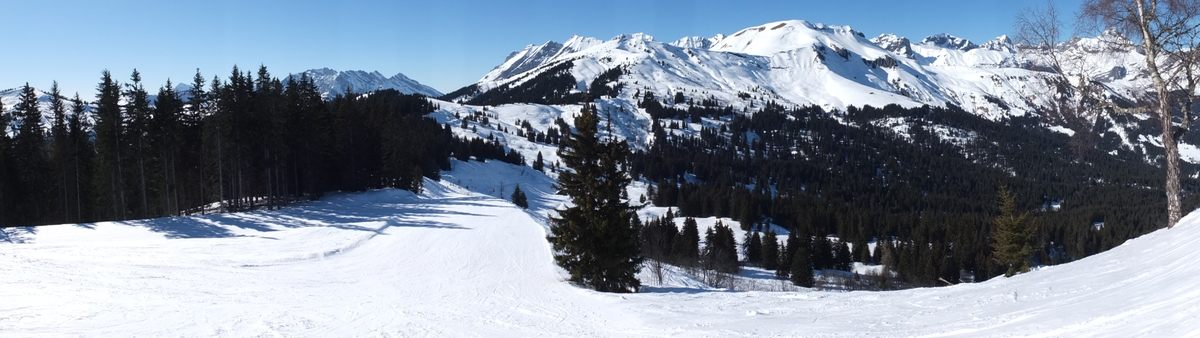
[3, 160, 1200, 337]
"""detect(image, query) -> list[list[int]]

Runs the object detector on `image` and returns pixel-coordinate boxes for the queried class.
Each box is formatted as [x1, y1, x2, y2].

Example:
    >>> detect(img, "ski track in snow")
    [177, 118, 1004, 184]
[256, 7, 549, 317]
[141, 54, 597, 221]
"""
[2, 160, 1200, 337]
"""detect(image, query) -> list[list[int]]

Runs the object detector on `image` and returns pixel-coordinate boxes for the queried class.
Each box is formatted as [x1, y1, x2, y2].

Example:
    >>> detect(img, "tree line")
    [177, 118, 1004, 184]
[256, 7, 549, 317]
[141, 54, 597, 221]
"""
[0, 66, 517, 227]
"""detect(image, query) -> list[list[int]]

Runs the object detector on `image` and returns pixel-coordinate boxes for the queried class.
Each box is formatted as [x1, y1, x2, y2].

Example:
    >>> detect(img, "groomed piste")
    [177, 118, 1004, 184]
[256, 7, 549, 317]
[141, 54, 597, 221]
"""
[2, 160, 1198, 337]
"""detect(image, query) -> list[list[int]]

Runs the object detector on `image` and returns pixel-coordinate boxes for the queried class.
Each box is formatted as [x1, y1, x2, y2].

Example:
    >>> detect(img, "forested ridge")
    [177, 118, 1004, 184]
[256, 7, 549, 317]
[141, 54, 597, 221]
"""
[629, 97, 1200, 285]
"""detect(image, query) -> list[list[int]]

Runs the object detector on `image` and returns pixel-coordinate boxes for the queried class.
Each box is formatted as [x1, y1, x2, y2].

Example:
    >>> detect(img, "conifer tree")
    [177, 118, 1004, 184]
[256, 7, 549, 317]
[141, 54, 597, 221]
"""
[0, 98, 10, 226]
[745, 231, 762, 265]
[94, 70, 127, 220]
[673, 216, 700, 267]
[836, 241, 853, 271]
[533, 151, 544, 172]
[125, 70, 153, 218]
[12, 83, 47, 224]
[992, 186, 1036, 277]
[153, 81, 183, 215]
[511, 184, 529, 209]
[49, 82, 69, 223]
[761, 229, 779, 270]
[775, 241, 791, 280]
[791, 244, 815, 287]
[67, 94, 94, 222]
[639, 215, 676, 262]
[812, 235, 834, 270]
[872, 239, 883, 265]
[702, 221, 739, 273]
[547, 104, 642, 293]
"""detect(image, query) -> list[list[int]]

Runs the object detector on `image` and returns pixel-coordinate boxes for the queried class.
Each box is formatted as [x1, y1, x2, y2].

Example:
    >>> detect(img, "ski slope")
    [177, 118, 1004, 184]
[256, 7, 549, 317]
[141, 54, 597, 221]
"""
[3, 160, 1199, 337]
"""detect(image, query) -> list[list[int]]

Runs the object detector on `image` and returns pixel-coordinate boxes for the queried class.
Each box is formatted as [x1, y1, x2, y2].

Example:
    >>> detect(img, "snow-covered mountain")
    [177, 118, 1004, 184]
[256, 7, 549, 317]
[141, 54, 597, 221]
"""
[437, 19, 1188, 166]
[287, 68, 443, 99]
[0, 87, 87, 133]
[449, 19, 1149, 123]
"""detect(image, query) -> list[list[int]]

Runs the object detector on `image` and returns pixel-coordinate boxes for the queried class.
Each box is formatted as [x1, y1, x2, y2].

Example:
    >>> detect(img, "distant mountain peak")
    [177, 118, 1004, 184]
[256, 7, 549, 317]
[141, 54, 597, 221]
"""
[921, 33, 977, 51]
[871, 33, 915, 58]
[710, 20, 866, 56]
[287, 68, 442, 98]
[981, 35, 1015, 52]
[669, 34, 726, 49]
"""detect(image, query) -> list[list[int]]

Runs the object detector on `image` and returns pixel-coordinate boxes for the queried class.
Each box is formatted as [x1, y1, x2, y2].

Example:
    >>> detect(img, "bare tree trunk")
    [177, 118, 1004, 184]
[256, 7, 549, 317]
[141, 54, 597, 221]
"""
[1135, 0, 1184, 228]
[171, 155, 180, 216]
[217, 132, 225, 213]
[138, 137, 148, 219]
[1163, 113, 1183, 228]
[115, 139, 126, 220]
[74, 151, 82, 222]
[161, 151, 170, 217]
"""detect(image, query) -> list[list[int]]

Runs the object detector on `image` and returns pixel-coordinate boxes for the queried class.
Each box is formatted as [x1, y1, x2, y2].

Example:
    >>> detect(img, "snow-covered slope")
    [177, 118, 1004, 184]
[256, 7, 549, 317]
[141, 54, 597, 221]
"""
[2, 160, 1199, 336]
[454, 19, 1150, 123]
[286, 68, 443, 98]
[0, 87, 86, 132]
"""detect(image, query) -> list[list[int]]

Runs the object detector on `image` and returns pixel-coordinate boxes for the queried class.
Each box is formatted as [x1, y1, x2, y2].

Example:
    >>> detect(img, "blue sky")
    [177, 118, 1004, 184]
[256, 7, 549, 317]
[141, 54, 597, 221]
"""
[2, 0, 1083, 97]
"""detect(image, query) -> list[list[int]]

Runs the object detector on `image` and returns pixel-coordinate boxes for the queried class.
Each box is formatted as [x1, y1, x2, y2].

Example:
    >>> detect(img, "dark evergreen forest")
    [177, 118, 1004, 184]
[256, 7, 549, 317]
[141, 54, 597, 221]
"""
[629, 96, 1200, 286]
[0, 66, 520, 228]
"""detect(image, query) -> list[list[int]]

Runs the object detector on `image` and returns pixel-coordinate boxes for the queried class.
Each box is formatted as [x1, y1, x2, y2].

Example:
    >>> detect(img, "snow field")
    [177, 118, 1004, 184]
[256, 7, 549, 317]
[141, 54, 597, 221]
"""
[2, 160, 1199, 336]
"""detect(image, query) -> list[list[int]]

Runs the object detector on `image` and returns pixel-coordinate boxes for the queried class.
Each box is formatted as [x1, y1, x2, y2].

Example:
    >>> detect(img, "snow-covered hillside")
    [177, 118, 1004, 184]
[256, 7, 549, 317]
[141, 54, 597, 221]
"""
[440, 19, 1197, 167]
[455, 19, 1149, 122]
[286, 68, 443, 99]
[3, 160, 1198, 336]
[0, 87, 90, 132]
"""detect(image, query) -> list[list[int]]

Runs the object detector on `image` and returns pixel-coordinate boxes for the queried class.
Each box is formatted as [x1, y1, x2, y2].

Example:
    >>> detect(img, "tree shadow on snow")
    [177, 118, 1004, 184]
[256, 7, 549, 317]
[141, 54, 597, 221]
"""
[0, 227, 37, 244]
[638, 286, 730, 294]
[80, 189, 482, 240]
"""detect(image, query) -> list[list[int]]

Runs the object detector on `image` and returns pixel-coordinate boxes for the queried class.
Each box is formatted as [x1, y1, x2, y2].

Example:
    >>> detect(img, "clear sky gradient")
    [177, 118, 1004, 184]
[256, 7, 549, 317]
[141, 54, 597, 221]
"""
[1, 0, 1085, 97]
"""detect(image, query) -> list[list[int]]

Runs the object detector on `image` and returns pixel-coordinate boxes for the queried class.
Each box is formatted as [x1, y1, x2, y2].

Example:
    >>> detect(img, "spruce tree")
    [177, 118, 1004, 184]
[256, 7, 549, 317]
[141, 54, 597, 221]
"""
[775, 242, 790, 280]
[12, 83, 47, 224]
[836, 241, 853, 271]
[67, 94, 94, 223]
[0, 98, 10, 226]
[673, 216, 700, 267]
[811, 235, 830, 270]
[791, 244, 814, 287]
[153, 81, 183, 215]
[702, 221, 739, 273]
[533, 151, 544, 172]
[124, 70, 153, 218]
[992, 186, 1036, 277]
[94, 70, 127, 220]
[761, 229, 779, 270]
[49, 82, 70, 223]
[547, 104, 642, 293]
[511, 184, 529, 209]
[745, 231, 762, 265]
[872, 239, 883, 265]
